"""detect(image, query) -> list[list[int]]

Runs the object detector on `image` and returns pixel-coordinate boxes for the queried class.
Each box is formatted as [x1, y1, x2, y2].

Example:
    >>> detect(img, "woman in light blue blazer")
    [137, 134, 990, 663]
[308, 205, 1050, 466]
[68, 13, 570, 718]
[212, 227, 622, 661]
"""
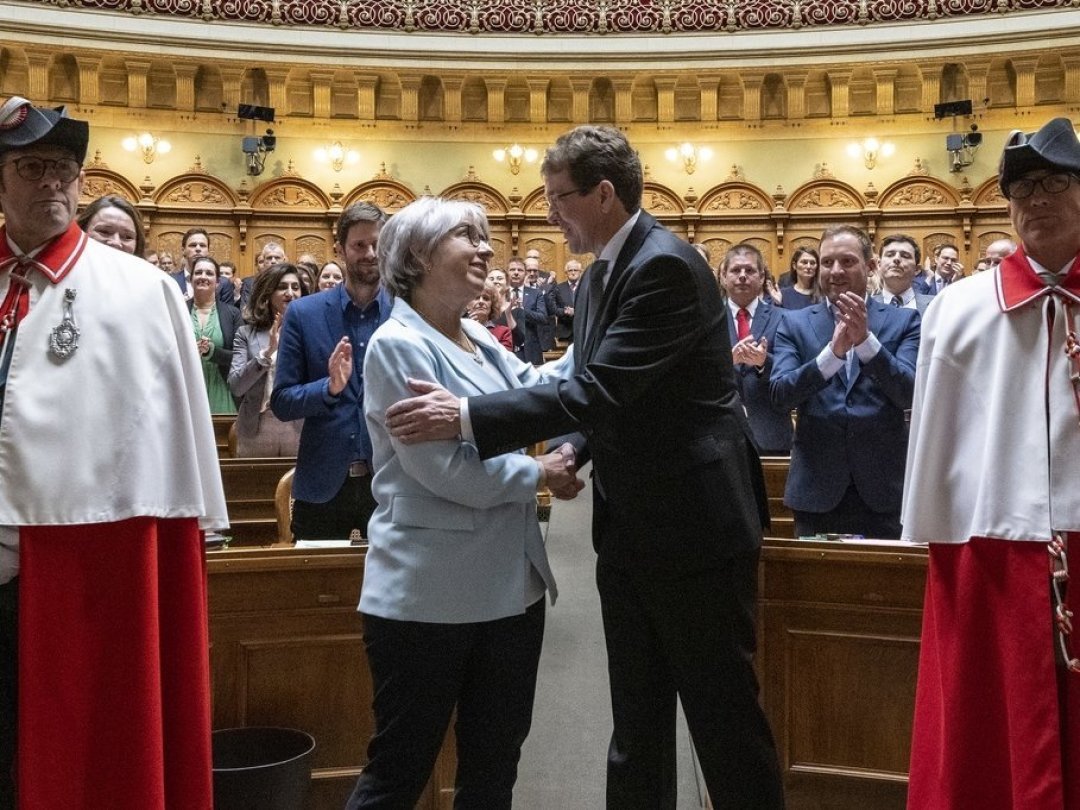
[345, 198, 581, 809]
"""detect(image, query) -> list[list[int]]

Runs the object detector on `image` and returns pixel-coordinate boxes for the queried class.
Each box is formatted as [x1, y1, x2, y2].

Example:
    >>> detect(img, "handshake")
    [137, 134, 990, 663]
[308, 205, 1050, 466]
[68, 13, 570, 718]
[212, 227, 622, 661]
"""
[536, 443, 586, 501]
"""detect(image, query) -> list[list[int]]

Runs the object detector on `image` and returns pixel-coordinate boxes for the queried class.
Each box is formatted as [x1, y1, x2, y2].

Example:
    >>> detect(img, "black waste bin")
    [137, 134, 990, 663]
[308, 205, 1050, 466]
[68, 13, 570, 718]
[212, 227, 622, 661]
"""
[212, 726, 316, 810]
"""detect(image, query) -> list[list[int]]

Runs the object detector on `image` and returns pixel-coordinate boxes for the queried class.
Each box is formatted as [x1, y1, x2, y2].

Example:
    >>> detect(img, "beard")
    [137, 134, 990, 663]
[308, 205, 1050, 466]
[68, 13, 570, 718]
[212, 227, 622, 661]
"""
[346, 259, 380, 286]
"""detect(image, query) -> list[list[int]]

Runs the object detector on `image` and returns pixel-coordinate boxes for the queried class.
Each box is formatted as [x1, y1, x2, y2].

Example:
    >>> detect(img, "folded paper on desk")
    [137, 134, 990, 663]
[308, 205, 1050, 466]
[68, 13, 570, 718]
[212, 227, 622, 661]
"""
[294, 539, 354, 549]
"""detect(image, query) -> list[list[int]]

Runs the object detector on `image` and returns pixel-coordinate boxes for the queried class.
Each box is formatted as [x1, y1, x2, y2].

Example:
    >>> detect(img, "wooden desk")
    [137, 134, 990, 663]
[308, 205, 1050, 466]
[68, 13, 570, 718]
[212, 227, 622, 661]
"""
[208, 546, 454, 809]
[218, 458, 294, 545]
[759, 537, 926, 810]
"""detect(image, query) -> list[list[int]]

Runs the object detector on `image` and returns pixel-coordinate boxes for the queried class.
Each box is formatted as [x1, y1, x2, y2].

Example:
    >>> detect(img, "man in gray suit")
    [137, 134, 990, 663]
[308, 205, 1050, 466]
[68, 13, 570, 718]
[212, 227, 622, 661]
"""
[874, 234, 935, 315]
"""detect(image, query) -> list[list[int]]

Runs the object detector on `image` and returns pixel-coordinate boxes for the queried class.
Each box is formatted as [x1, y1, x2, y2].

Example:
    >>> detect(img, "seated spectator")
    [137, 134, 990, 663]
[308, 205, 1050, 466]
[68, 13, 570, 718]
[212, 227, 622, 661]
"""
[318, 260, 344, 291]
[189, 255, 240, 415]
[466, 281, 514, 351]
[229, 263, 306, 456]
[76, 194, 145, 257]
[780, 247, 819, 310]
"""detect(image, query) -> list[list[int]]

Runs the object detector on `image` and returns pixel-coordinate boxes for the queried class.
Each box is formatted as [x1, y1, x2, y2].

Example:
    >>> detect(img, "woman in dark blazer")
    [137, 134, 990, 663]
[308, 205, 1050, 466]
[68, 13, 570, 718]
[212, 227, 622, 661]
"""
[780, 246, 820, 310]
[188, 255, 241, 414]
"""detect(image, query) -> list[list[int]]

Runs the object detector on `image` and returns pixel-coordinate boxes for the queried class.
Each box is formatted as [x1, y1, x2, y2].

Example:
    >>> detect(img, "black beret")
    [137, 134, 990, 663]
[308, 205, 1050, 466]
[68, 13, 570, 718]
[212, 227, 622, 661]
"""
[0, 96, 89, 165]
[999, 117, 1080, 196]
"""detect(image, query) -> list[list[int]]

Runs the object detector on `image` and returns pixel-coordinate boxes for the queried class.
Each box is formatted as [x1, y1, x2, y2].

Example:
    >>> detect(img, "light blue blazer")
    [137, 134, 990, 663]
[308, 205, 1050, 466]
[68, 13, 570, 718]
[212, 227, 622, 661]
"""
[359, 298, 559, 624]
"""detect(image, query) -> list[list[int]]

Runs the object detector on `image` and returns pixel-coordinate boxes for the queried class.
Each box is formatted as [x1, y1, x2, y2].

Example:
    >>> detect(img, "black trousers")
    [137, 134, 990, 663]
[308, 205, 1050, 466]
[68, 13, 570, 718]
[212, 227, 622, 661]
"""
[291, 473, 377, 541]
[345, 600, 546, 810]
[1, 577, 17, 810]
[793, 481, 902, 540]
[597, 553, 784, 810]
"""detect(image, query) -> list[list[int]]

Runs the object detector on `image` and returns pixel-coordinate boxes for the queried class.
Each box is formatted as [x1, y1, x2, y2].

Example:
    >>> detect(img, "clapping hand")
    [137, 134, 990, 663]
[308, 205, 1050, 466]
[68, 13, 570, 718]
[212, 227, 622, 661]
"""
[831, 292, 868, 357]
[732, 336, 768, 367]
[327, 336, 353, 396]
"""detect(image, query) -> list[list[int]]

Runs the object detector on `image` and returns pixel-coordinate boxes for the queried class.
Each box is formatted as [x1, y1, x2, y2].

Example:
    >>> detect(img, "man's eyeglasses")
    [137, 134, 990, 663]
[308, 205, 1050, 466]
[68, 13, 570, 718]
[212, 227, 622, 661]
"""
[0, 156, 82, 184]
[545, 186, 594, 209]
[1004, 172, 1079, 200]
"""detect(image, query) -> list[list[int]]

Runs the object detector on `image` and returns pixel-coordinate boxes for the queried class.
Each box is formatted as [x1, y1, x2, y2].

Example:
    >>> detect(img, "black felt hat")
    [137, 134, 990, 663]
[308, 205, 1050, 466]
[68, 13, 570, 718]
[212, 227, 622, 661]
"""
[999, 117, 1080, 196]
[0, 96, 89, 164]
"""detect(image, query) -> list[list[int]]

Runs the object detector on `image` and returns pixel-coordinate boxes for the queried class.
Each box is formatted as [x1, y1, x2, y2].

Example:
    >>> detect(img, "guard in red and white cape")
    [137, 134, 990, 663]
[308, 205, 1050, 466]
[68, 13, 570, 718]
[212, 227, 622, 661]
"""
[903, 117, 1080, 810]
[0, 96, 227, 809]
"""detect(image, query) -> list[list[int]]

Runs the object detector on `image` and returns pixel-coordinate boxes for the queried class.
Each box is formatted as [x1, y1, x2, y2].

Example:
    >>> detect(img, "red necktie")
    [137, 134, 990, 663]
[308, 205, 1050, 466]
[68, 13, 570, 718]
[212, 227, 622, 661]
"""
[736, 307, 750, 340]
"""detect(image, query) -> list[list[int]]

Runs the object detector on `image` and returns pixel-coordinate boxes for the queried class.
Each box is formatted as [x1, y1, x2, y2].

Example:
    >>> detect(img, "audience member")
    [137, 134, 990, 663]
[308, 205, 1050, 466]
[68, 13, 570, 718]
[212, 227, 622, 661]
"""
[915, 243, 963, 295]
[874, 234, 934, 315]
[382, 124, 782, 809]
[189, 255, 240, 415]
[229, 262, 306, 456]
[771, 225, 919, 539]
[550, 259, 581, 343]
[219, 259, 241, 306]
[158, 250, 177, 275]
[720, 244, 792, 456]
[525, 255, 557, 351]
[983, 237, 1017, 270]
[505, 256, 548, 364]
[904, 115, 1080, 810]
[240, 240, 287, 315]
[144, 248, 159, 267]
[780, 247, 819, 310]
[271, 202, 391, 541]
[344, 197, 578, 809]
[76, 194, 145, 257]
[973, 258, 990, 273]
[0, 95, 226, 810]
[318, 260, 344, 290]
[466, 281, 514, 351]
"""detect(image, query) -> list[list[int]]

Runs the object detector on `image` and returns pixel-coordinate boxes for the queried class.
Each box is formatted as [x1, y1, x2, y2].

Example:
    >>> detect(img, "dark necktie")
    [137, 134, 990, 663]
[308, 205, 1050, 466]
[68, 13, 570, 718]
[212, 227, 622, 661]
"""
[511, 288, 521, 306]
[890, 296, 901, 308]
[736, 307, 751, 340]
[585, 259, 609, 335]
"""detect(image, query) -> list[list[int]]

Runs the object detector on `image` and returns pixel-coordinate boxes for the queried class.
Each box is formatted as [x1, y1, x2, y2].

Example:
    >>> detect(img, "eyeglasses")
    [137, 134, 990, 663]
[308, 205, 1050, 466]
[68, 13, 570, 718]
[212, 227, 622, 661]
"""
[545, 185, 594, 210]
[0, 156, 82, 184]
[449, 222, 489, 247]
[1004, 172, 1079, 200]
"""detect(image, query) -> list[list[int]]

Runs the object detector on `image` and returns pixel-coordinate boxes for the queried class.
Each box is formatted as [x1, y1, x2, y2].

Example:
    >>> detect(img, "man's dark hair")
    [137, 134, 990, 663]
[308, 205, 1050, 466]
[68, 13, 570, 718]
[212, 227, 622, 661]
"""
[335, 201, 387, 247]
[181, 227, 209, 249]
[821, 225, 874, 262]
[933, 242, 959, 257]
[507, 256, 525, 268]
[721, 243, 765, 275]
[541, 125, 643, 216]
[881, 234, 921, 265]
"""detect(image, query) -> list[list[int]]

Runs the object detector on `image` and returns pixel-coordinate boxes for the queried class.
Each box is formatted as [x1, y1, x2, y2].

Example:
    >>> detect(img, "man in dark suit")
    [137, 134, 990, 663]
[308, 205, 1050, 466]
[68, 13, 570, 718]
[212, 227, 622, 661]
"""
[873, 233, 935, 316]
[550, 258, 582, 343]
[525, 255, 557, 351]
[913, 242, 963, 296]
[238, 240, 286, 318]
[270, 203, 391, 540]
[383, 125, 783, 810]
[770, 225, 920, 539]
[720, 244, 792, 456]
[505, 255, 549, 364]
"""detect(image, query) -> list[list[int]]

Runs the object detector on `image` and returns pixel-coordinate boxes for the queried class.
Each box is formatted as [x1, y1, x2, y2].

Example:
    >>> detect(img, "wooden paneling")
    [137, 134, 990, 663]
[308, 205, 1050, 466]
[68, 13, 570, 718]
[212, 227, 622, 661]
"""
[759, 538, 927, 810]
[208, 547, 455, 809]
[219, 457, 295, 545]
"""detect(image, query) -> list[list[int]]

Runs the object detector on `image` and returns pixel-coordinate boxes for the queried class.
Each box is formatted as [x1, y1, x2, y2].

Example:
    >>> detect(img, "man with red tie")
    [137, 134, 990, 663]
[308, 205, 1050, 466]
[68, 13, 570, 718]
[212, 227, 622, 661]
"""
[0, 96, 226, 809]
[904, 116, 1080, 810]
[719, 244, 792, 456]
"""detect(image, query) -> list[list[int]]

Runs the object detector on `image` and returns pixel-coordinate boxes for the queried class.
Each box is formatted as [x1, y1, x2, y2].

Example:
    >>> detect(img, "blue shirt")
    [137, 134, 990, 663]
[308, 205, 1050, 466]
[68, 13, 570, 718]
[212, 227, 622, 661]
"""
[335, 282, 391, 463]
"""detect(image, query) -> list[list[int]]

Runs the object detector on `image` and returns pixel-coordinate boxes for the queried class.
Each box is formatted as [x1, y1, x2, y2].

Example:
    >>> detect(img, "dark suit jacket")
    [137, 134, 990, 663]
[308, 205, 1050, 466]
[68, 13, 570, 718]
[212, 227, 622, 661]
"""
[912, 275, 949, 296]
[550, 280, 579, 342]
[467, 211, 768, 577]
[726, 298, 792, 455]
[769, 299, 920, 514]
[270, 285, 392, 503]
[871, 291, 934, 316]
[508, 286, 548, 364]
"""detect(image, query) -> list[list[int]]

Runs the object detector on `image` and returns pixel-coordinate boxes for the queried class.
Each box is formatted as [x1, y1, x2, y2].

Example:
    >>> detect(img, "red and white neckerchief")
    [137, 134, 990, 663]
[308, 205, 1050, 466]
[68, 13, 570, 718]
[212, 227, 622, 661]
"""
[997, 246, 1080, 673]
[0, 223, 87, 353]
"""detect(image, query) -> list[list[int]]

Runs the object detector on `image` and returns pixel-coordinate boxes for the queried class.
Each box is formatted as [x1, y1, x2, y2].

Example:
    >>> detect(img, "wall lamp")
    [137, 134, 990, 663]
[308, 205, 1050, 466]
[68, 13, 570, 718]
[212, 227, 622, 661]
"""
[314, 141, 359, 173]
[122, 132, 171, 164]
[665, 143, 712, 175]
[492, 144, 538, 175]
[847, 137, 894, 169]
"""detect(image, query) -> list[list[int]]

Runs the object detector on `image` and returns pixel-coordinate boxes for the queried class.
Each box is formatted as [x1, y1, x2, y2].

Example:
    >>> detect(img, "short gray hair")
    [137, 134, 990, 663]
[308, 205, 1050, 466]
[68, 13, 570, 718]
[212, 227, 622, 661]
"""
[378, 197, 488, 302]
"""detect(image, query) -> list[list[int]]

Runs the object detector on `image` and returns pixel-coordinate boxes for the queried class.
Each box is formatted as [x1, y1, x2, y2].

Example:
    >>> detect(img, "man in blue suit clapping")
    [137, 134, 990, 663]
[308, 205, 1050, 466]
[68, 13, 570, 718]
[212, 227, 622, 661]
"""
[770, 225, 920, 539]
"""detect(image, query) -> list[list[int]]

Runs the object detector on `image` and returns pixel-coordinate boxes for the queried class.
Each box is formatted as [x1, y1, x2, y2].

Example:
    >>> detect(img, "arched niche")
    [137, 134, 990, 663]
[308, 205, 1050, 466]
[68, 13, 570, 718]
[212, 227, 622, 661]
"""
[148, 60, 177, 108]
[419, 75, 444, 121]
[521, 187, 551, 219]
[988, 58, 1017, 107]
[49, 53, 79, 103]
[895, 64, 922, 113]
[589, 78, 615, 123]
[972, 176, 1007, 208]
[632, 75, 658, 122]
[547, 76, 572, 122]
[975, 229, 1015, 255]
[787, 177, 865, 212]
[195, 65, 224, 112]
[80, 166, 141, 204]
[440, 180, 511, 216]
[641, 181, 684, 216]
[879, 175, 960, 210]
[155, 172, 239, 209]
[249, 176, 331, 210]
[762, 73, 786, 120]
[701, 237, 733, 268]
[461, 76, 487, 121]
[99, 55, 127, 106]
[1035, 52, 1064, 104]
[341, 177, 416, 212]
[941, 63, 969, 104]
[805, 70, 830, 118]
[241, 68, 270, 108]
[699, 181, 774, 215]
